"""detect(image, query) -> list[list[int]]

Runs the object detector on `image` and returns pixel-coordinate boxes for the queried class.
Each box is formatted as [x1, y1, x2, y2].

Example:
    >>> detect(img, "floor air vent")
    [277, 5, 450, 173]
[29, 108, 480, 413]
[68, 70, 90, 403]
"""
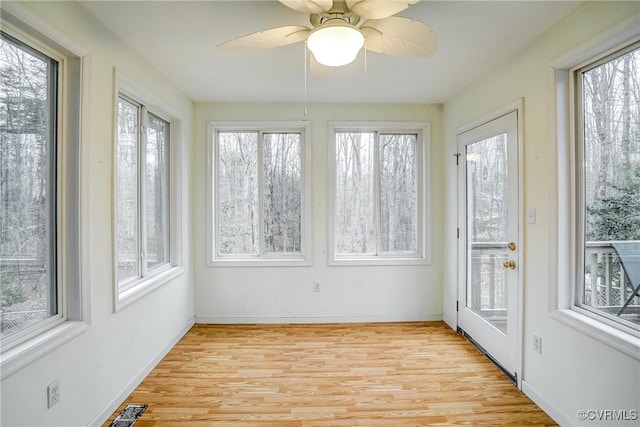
[109, 404, 147, 427]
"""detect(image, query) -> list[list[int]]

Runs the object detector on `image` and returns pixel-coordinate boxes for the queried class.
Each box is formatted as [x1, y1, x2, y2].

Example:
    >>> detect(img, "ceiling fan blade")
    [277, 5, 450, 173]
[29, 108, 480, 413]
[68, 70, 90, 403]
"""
[278, 0, 333, 14]
[361, 16, 437, 57]
[347, 0, 419, 20]
[218, 26, 311, 50]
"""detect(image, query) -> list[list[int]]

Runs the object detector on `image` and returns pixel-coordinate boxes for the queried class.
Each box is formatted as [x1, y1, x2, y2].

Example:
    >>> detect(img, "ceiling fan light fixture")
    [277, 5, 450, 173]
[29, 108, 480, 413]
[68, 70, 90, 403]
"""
[306, 21, 364, 67]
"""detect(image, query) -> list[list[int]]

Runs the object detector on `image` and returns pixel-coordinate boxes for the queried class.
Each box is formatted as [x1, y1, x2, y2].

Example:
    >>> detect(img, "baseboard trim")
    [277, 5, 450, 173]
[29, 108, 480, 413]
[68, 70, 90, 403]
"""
[522, 380, 571, 426]
[195, 313, 443, 324]
[88, 316, 195, 427]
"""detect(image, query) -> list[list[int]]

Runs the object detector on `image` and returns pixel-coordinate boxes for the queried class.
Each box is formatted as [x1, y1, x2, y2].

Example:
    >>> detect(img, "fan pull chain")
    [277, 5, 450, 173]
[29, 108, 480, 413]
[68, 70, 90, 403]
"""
[364, 38, 367, 74]
[304, 41, 308, 117]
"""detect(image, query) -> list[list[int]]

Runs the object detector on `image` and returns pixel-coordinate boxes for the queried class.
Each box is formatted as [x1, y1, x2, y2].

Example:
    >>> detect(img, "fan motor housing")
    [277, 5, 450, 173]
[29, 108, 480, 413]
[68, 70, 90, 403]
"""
[310, 12, 360, 28]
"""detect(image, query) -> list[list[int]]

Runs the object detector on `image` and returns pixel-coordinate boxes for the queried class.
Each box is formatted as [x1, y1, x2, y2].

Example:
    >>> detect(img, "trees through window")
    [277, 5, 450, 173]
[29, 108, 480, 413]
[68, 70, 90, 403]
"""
[209, 123, 310, 265]
[330, 123, 429, 264]
[576, 40, 640, 330]
[115, 94, 172, 297]
[0, 31, 58, 339]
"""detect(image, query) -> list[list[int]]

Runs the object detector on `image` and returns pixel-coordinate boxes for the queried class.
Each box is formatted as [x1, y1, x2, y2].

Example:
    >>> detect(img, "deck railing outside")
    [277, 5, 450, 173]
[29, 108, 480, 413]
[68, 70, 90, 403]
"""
[585, 241, 640, 310]
[469, 241, 640, 316]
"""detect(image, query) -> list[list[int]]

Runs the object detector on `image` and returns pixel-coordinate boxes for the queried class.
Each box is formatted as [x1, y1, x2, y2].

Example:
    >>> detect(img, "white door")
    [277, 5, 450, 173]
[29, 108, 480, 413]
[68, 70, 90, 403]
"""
[457, 110, 521, 383]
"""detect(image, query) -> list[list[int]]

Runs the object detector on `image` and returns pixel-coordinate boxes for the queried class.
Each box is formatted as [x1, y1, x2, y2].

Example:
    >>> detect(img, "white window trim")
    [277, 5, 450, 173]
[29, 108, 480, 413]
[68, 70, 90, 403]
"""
[207, 121, 312, 267]
[113, 71, 184, 311]
[549, 15, 640, 360]
[328, 121, 431, 266]
[0, 8, 91, 379]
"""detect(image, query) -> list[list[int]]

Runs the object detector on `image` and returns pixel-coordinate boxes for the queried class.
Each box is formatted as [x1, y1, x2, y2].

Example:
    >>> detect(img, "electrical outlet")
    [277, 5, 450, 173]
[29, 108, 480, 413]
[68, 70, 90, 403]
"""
[47, 379, 60, 408]
[313, 282, 320, 293]
[533, 335, 542, 355]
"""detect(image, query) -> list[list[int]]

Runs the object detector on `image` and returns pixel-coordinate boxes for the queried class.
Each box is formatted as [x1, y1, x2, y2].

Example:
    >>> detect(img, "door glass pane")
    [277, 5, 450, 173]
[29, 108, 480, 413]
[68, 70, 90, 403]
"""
[217, 131, 259, 255]
[466, 133, 509, 333]
[262, 132, 302, 254]
[146, 113, 170, 269]
[0, 32, 58, 337]
[335, 132, 376, 255]
[379, 133, 418, 254]
[116, 98, 140, 283]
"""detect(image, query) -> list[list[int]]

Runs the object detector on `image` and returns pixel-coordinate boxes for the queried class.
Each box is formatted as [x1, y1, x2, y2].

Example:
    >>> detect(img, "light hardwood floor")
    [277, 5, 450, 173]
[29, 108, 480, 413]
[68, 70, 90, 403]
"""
[104, 322, 557, 426]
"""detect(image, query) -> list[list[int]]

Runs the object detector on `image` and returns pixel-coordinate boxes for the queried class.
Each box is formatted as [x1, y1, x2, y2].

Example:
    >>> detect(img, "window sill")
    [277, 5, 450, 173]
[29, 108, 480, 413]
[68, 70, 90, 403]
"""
[329, 257, 431, 267]
[208, 258, 311, 268]
[115, 266, 184, 312]
[0, 320, 90, 380]
[551, 308, 640, 361]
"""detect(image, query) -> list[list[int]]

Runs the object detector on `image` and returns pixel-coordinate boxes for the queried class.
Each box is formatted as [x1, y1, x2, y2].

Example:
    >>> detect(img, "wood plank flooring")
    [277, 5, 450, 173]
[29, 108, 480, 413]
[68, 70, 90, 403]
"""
[104, 322, 557, 426]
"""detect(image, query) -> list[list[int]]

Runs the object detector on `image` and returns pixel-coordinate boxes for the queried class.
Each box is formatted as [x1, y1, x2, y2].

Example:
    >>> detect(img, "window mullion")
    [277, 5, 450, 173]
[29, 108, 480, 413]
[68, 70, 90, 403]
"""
[139, 105, 148, 278]
[164, 121, 171, 264]
[214, 131, 222, 258]
[49, 54, 60, 317]
[373, 131, 382, 257]
[573, 69, 586, 309]
[257, 131, 265, 256]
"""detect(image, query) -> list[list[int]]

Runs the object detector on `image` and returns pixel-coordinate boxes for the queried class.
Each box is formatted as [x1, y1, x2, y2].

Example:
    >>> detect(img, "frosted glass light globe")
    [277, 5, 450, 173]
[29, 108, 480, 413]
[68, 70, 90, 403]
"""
[307, 22, 364, 67]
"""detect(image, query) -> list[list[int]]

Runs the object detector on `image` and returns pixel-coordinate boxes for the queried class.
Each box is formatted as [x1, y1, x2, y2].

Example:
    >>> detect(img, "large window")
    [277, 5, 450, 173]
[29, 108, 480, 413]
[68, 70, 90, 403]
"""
[115, 90, 180, 309]
[0, 13, 85, 377]
[574, 40, 640, 332]
[0, 31, 58, 340]
[208, 122, 310, 266]
[329, 122, 430, 265]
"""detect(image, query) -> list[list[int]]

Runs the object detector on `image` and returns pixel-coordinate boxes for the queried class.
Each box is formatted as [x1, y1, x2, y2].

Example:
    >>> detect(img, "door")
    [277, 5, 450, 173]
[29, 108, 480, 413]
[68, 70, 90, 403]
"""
[457, 110, 520, 382]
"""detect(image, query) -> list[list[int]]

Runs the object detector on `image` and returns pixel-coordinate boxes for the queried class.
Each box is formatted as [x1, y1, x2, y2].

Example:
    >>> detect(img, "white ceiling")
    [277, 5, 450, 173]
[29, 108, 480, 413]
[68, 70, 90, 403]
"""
[79, 0, 585, 104]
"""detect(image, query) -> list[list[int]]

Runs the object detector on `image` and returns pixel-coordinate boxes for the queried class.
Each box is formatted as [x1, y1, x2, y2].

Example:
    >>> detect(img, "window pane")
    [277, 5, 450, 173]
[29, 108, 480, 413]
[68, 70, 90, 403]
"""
[146, 113, 170, 269]
[379, 134, 419, 253]
[335, 132, 376, 254]
[0, 33, 57, 337]
[116, 98, 140, 282]
[217, 132, 259, 255]
[581, 45, 640, 327]
[263, 133, 302, 254]
[465, 134, 509, 329]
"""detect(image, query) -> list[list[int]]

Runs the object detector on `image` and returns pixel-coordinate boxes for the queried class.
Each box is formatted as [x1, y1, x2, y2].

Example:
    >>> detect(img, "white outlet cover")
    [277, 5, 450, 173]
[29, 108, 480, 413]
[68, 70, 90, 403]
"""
[47, 379, 60, 408]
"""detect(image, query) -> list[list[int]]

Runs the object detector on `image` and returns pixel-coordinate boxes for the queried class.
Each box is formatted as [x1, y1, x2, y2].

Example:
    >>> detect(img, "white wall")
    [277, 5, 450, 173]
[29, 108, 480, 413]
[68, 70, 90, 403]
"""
[4, 1, 637, 426]
[193, 103, 444, 323]
[0, 2, 194, 426]
[443, 2, 640, 425]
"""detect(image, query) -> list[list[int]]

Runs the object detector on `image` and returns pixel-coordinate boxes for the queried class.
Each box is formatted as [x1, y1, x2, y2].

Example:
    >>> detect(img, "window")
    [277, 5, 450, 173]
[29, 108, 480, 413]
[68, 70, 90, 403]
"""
[0, 13, 86, 378]
[574, 40, 640, 332]
[114, 90, 181, 309]
[329, 122, 430, 265]
[208, 122, 311, 266]
[1, 31, 58, 340]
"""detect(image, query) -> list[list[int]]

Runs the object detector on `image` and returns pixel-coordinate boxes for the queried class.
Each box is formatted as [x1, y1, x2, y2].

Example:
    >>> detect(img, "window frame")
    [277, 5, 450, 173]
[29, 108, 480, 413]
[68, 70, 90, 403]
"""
[328, 121, 431, 266]
[0, 10, 89, 379]
[551, 23, 640, 360]
[207, 121, 312, 267]
[113, 73, 183, 311]
[0, 30, 60, 341]
[572, 40, 640, 332]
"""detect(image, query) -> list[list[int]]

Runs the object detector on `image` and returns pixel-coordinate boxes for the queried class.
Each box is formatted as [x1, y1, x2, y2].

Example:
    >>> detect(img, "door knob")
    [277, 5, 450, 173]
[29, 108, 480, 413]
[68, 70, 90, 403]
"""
[507, 242, 516, 251]
[503, 260, 516, 270]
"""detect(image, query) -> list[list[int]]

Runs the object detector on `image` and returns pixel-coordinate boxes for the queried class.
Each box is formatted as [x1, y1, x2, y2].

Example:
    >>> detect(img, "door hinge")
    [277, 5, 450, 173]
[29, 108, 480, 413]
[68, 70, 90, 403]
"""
[456, 300, 459, 312]
[454, 153, 461, 165]
[457, 227, 460, 239]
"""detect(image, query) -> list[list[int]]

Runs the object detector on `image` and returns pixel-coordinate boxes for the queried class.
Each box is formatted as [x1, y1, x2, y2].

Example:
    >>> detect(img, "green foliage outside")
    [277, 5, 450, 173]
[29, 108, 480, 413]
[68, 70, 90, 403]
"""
[587, 166, 640, 241]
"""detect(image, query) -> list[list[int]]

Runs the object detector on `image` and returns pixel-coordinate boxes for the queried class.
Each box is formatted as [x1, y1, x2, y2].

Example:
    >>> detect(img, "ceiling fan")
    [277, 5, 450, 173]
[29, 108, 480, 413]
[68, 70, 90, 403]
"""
[218, 0, 437, 67]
